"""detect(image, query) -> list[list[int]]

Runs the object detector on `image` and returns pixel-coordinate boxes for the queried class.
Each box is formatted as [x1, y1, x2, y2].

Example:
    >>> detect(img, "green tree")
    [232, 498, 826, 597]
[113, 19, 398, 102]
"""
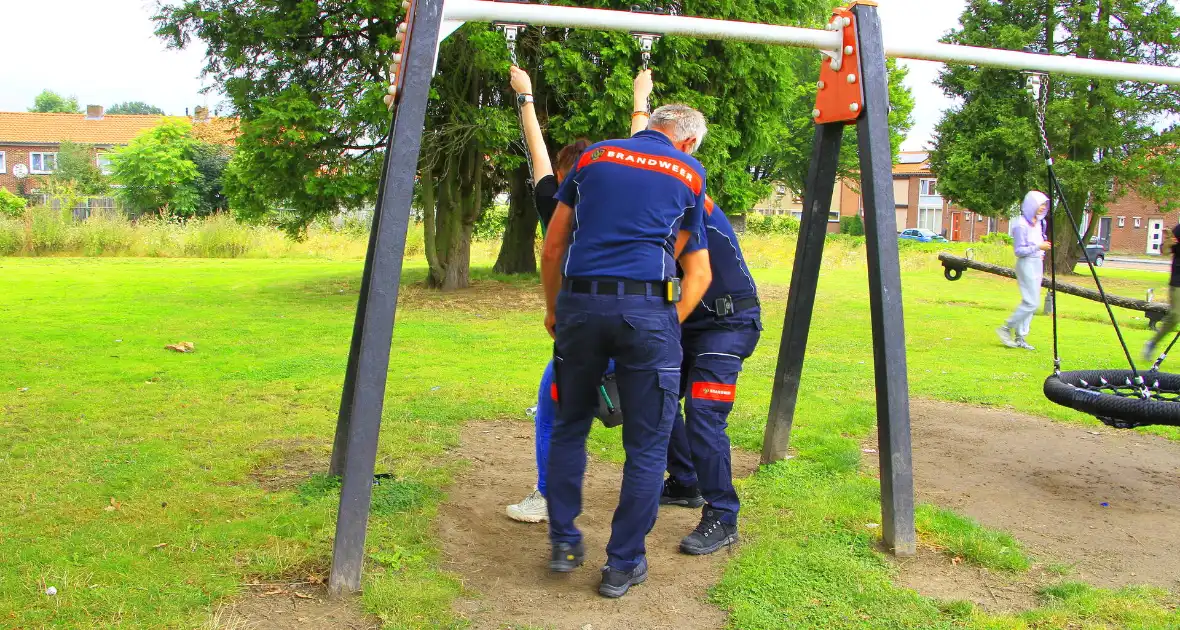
[929, 0, 1180, 271]
[108, 101, 166, 115]
[30, 90, 81, 113]
[53, 141, 108, 196]
[110, 120, 201, 215]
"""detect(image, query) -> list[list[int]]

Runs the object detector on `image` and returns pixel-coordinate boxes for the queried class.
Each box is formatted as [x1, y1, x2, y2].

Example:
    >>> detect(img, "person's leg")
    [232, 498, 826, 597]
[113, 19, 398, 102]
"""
[679, 325, 760, 554]
[547, 296, 610, 569]
[601, 300, 681, 597]
[535, 360, 556, 495]
[506, 360, 555, 523]
[1148, 286, 1180, 351]
[1002, 258, 1039, 345]
[663, 342, 702, 506]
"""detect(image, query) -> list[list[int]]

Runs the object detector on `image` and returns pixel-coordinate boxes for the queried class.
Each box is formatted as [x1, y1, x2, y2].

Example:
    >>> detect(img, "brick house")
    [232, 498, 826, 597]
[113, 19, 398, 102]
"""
[0, 105, 234, 195]
[752, 151, 1010, 240]
[1091, 185, 1178, 256]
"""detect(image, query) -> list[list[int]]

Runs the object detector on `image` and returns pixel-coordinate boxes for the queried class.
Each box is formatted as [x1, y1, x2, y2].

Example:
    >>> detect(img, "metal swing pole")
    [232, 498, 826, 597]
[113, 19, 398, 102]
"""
[760, 2, 915, 556]
[328, 0, 445, 595]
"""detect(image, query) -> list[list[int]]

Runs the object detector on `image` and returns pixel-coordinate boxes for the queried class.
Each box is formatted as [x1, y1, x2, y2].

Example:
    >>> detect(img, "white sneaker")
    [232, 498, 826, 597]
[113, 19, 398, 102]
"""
[1015, 337, 1036, 351]
[996, 326, 1017, 348]
[506, 488, 548, 523]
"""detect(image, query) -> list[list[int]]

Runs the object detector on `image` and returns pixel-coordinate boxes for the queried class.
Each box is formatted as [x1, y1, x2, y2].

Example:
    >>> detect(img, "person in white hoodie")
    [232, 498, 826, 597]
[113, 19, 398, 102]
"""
[997, 191, 1052, 350]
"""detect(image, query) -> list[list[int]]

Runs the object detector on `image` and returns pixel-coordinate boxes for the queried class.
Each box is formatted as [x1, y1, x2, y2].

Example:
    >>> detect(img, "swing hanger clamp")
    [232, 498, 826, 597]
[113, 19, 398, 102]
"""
[629, 5, 666, 70]
[494, 21, 528, 64]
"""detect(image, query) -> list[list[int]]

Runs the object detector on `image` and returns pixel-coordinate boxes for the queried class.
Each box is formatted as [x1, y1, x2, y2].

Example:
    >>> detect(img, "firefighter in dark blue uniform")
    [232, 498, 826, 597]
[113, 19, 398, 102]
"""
[659, 196, 761, 555]
[541, 104, 713, 598]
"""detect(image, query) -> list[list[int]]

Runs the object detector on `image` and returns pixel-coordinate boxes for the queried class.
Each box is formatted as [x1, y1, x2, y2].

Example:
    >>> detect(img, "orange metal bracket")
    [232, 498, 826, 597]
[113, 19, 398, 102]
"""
[812, 4, 865, 125]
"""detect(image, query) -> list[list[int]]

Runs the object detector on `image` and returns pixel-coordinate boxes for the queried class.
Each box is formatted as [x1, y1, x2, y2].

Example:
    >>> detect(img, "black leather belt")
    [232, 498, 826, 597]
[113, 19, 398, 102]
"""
[564, 278, 662, 296]
[712, 295, 760, 317]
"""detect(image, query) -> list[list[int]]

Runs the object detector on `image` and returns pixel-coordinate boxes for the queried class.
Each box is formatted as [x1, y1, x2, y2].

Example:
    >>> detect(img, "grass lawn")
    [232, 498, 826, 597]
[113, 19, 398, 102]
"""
[1, 247, 1178, 628]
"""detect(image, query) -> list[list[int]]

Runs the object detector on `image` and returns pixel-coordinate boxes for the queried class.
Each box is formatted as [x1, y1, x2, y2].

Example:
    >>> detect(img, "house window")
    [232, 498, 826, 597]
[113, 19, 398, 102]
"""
[96, 155, 114, 176]
[30, 152, 57, 174]
[0, 152, 6, 174]
[1134, 217, 1142, 228]
[829, 209, 840, 223]
[1118, 216, 1125, 227]
[977, 213, 984, 222]
[918, 206, 943, 232]
[919, 179, 938, 196]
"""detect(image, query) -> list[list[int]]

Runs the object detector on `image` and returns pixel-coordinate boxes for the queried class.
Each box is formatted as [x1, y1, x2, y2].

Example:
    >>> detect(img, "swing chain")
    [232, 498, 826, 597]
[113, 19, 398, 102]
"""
[1026, 72, 1052, 165]
[497, 23, 526, 66]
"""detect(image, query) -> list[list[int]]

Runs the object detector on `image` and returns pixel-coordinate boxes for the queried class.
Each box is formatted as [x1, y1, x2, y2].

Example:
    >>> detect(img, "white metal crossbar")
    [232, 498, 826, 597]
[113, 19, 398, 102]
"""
[442, 0, 1180, 85]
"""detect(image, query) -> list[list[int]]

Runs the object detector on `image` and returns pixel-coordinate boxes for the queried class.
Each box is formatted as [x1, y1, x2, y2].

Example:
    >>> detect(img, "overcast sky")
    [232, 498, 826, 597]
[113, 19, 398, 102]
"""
[2, 0, 964, 149]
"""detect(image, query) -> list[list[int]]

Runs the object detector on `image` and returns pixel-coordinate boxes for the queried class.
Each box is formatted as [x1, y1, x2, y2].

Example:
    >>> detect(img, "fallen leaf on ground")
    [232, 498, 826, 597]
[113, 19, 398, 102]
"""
[165, 342, 195, 353]
[262, 588, 286, 596]
[294, 592, 314, 600]
[103, 497, 121, 512]
[153, 543, 168, 549]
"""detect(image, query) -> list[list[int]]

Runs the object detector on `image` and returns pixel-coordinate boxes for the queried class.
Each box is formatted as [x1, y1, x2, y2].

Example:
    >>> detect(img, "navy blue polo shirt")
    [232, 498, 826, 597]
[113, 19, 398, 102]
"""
[687, 197, 758, 321]
[554, 130, 707, 282]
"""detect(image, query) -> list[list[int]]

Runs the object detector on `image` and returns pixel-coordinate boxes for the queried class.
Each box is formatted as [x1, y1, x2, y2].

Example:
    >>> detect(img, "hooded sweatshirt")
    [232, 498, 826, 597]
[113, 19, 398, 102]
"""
[1012, 191, 1049, 259]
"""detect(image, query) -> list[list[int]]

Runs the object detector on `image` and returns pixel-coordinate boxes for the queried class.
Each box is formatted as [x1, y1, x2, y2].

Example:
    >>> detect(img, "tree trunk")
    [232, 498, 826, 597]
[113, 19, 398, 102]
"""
[426, 146, 479, 290]
[494, 163, 538, 275]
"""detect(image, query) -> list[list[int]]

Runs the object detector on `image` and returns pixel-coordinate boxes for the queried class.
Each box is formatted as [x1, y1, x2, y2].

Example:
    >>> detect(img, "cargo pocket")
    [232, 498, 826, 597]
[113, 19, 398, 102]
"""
[655, 369, 682, 432]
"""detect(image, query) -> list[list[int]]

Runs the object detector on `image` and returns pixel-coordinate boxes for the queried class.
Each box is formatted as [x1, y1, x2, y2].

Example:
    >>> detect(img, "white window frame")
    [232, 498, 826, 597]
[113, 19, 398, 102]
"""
[1118, 216, 1125, 227]
[30, 152, 58, 175]
[0, 151, 6, 174]
[917, 206, 943, 232]
[919, 179, 938, 196]
[1134, 217, 1142, 229]
[96, 154, 114, 176]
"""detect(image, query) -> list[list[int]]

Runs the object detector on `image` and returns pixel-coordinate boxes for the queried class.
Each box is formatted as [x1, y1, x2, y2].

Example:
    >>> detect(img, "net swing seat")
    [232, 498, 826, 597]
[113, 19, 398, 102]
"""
[1025, 71, 1180, 431]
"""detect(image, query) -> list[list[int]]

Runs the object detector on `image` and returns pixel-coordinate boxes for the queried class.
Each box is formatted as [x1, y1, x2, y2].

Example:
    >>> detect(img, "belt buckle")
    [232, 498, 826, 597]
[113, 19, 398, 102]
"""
[714, 296, 734, 317]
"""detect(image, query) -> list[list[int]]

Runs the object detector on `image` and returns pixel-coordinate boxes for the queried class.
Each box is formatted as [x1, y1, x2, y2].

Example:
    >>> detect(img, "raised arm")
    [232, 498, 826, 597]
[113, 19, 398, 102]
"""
[510, 66, 554, 181]
[630, 69, 653, 137]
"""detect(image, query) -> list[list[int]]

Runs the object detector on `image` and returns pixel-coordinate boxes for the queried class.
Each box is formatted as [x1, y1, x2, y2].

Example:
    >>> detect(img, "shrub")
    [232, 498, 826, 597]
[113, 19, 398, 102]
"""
[840, 215, 865, 236]
[473, 204, 509, 240]
[981, 231, 1013, 246]
[0, 188, 28, 218]
[29, 206, 70, 253]
[746, 213, 800, 236]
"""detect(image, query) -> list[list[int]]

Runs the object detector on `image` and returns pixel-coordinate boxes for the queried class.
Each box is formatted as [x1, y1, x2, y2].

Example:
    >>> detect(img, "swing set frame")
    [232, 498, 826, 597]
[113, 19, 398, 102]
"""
[325, 0, 1180, 595]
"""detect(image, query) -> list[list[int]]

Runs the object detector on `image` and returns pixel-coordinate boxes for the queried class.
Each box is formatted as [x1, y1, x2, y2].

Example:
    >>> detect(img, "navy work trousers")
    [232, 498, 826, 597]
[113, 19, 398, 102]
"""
[547, 288, 681, 573]
[666, 311, 761, 525]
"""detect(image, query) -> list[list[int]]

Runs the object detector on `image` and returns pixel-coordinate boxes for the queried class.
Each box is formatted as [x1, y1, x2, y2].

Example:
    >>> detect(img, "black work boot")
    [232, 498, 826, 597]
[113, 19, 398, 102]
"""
[659, 476, 705, 508]
[598, 557, 648, 598]
[548, 541, 585, 573]
[679, 509, 738, 556]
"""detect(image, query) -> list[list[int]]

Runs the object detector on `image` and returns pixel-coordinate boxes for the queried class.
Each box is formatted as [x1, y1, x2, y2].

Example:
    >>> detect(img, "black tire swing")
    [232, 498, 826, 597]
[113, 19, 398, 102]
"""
[1026, 73, 1180, 429]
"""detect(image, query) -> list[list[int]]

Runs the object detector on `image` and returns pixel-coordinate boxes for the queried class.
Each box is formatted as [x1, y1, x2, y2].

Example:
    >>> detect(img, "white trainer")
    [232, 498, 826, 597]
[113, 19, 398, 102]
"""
[996, 326, 1017, 348]
[506, 488, 548, 523]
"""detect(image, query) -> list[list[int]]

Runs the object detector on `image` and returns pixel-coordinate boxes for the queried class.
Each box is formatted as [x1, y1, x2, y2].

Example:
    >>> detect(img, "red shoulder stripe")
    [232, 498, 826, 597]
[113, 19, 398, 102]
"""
[576, 146, 702, 195]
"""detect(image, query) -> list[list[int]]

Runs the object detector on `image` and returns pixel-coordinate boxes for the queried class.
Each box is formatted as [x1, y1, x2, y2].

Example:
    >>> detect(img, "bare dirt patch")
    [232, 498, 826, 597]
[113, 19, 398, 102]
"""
[398, 280, 545, 315]
[896, 399, 1180, 608]
[249, 439, 325, 492]
[439, 420, 759, 630]
[207, 582, 378, 630]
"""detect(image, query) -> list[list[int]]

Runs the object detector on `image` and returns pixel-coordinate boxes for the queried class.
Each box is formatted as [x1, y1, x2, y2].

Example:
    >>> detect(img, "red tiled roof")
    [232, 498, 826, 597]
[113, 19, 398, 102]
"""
[0, 112, 237, 146]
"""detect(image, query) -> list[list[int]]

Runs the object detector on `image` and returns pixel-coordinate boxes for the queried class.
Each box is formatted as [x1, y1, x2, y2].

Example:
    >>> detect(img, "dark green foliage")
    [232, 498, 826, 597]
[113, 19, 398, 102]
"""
[156, 0, 914, 286]
[30, 90, 81, 113]
[54, 141, 109, 196]
[839, 215, 864, 236]
[981, 231, 1014, 246]
[929, 0, 1180, 270]
[746, 213, 801, 235]
[107, 101, 166, 115]
[110, 120, 231, 217]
